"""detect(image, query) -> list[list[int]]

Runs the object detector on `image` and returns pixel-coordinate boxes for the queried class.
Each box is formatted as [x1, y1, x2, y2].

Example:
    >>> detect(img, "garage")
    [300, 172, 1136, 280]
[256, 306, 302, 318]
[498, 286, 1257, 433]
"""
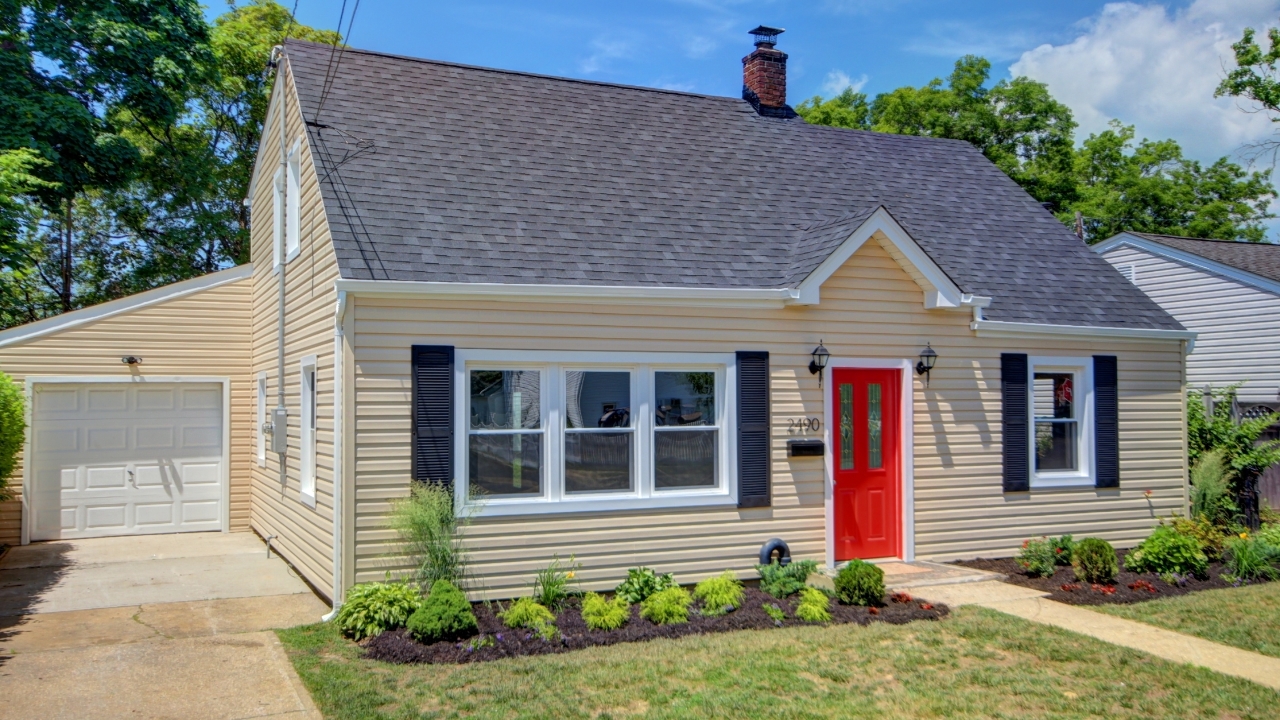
[27, 381, 227, 541]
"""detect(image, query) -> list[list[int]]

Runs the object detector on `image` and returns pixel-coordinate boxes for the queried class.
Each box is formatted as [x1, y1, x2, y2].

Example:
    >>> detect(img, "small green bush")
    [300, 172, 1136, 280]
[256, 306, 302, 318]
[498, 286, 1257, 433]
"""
[500, 597, 556, 629]
[532, 555, 581, 610]
[1190, 449, 1237, 526]
[1050, 535, 1075, 565]
[833, 559, 884, 606]
[1165, 515, 1227, 560]
[795, 587, 832, 623]
[1224, 535, 1280, 582]
[580, 592, 629, 631]
[640, 586, 691, 625]
[1071, 538, 1118, 583]
[1126, 525, 1209, 578]
[614, 567, 676, 604]
[406, 580, 477, 643]
[693, 570, 744, 616]
[755, 559, 819, 598]
[1258, 523, 1280, 548]
[762, 603, 786, 623]
[1016, 537, 1058, 577]
[335, 581, 421, 640]
[0, 371, 24, 501]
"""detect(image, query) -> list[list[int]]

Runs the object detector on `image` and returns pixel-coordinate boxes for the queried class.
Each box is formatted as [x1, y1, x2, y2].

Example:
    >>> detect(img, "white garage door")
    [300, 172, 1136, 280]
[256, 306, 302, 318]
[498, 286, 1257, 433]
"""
[28, 382, 224, 541]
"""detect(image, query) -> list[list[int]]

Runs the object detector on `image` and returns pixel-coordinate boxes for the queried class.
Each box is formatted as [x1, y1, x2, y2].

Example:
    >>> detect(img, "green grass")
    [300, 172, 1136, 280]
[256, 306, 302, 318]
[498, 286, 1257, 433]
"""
[1095, 581, 1280, 659]
[277, 607, 1280, 719]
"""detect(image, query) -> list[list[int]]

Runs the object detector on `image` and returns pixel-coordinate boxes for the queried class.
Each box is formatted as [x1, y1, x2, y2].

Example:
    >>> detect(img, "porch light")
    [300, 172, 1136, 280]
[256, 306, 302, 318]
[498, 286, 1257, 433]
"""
[809, 341, 830, 388]
[916, 343, 937, 386]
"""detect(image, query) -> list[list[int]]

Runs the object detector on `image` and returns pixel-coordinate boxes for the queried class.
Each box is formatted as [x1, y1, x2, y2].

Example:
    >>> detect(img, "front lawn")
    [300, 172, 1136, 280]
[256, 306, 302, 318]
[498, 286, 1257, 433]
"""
[279, 606, 1279, 719]
[1095, 581, 1280, 659]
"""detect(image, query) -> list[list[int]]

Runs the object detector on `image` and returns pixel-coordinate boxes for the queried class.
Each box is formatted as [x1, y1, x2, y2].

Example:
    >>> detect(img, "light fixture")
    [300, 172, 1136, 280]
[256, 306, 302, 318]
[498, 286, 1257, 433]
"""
[121, 356, 143, 365]
[809, 341, 830, 388]
[916, 343, 937, 386]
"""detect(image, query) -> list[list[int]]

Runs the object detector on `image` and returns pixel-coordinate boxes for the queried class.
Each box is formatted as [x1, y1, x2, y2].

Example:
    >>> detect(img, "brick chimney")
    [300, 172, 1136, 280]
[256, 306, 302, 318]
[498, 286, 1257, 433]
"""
[743, 26, 796, 118]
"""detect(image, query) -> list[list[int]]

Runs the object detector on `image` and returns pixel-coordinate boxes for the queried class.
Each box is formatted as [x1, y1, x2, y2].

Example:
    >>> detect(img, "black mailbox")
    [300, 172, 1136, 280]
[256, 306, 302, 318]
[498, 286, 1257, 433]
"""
[787, 438, 825, 457]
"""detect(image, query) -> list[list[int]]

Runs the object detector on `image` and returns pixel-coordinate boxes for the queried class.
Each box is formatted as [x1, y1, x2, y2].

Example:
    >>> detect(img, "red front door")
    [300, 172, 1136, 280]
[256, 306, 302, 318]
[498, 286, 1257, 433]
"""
[832, 368, 901, 561]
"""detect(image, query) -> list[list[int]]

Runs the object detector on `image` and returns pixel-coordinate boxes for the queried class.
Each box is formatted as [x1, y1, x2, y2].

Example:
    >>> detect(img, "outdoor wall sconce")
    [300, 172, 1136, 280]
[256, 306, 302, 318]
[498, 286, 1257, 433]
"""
[121, 356, 143, 365]
[809, 341, 830, 388]
[916, 343, 937, 387]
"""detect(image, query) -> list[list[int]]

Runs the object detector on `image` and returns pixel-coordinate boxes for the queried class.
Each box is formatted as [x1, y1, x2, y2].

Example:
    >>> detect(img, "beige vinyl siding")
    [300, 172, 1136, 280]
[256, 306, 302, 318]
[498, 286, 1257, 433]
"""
[1101, 244, 1280, 405]
[351, 238, 1187, 598]
[247, 60, 339, 598]
[0, 277, 253, 544]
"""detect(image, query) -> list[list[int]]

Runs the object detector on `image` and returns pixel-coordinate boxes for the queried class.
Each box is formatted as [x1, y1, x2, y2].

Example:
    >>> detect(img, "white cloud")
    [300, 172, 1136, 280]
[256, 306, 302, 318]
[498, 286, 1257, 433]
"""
[1010, 0, 1280, 163]
[579, 36, 635, 74]
[822, 70, 868, 95]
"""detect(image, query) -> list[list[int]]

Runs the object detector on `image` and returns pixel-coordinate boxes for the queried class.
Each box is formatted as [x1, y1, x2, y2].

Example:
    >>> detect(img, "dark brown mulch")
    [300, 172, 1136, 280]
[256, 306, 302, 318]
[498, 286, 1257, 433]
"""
[955, 550, 1268, 606]
[363, 586, 948, 665]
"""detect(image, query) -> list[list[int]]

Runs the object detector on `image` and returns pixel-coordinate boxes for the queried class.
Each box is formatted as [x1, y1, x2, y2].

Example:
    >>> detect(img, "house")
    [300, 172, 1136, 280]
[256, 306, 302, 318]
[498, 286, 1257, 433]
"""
[1094, 231, 1280, 506]
[0, 30, 1195, 604]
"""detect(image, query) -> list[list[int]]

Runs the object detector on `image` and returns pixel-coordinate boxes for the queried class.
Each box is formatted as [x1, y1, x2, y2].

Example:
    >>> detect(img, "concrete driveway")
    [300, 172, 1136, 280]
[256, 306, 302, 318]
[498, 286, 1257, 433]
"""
[0, 532, 329, 720]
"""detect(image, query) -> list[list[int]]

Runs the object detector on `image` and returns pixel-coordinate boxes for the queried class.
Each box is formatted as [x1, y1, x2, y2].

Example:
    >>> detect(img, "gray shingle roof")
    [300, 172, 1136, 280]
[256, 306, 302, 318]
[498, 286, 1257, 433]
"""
[1132, 233, 1280, 285]
[284, 40, 1180, 330]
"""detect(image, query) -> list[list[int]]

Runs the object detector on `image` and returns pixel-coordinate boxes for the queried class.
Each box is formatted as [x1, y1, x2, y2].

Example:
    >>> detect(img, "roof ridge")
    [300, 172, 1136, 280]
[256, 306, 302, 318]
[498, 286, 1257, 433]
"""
[283, 38, 745, 104]
[1134, 231, 1280, 247]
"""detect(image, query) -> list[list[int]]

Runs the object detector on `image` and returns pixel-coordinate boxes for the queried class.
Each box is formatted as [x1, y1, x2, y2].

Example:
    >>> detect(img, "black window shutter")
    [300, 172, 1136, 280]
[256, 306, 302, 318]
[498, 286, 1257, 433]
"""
[411, 345, 454, 485]
[737, 351, 771, 508]
[1094, 355, 1120, 488]
[1001, 353, 1030, 492]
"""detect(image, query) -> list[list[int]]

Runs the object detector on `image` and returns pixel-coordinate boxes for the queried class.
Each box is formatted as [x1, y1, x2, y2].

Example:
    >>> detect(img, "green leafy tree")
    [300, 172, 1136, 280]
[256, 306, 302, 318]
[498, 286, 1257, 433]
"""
[1217, 25, 1280, 165]
[0, 371, 24, 500]
[795, 87, 872, 130]
[1188, 385, 1280, 529]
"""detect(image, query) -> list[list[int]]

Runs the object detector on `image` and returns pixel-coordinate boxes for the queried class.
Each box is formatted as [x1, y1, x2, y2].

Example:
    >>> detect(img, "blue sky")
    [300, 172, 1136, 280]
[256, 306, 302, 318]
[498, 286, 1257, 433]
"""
[212, 1, 1280, 193]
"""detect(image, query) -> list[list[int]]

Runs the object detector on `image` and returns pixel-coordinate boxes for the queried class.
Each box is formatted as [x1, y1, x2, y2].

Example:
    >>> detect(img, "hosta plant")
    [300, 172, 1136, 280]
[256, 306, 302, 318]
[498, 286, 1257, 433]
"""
[614, 567, 676, 604]
[335, 581, 421, 640]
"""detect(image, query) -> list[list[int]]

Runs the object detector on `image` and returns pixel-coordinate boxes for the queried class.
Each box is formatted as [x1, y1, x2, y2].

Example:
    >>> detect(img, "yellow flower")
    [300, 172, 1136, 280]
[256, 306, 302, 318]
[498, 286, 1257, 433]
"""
[1240, 532, 1250, 539]
[566, 571, 575, 579]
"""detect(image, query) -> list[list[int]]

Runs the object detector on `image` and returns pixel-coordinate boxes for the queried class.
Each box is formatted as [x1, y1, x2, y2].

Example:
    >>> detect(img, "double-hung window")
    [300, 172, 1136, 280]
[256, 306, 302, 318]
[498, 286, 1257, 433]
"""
[457, 351, 736, 516]
[1029, 357, 1093, 487]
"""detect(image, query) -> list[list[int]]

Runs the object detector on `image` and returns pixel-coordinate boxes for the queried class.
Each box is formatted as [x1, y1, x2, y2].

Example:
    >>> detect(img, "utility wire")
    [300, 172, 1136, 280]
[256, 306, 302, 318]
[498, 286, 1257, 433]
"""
[314, 0, 361, 124]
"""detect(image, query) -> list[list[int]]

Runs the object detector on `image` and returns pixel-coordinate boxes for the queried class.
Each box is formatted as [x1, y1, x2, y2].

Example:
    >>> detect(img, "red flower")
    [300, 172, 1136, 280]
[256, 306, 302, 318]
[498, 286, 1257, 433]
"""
[1060, 583, 1080, 592]
[869, 607, 880, 615]
[919, 603, 933, 610]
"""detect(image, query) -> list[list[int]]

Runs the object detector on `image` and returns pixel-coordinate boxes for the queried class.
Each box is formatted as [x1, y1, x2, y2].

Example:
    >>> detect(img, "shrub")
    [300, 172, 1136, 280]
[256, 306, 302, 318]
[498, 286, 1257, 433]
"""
[580, 592, 629, 631]
[1125, 525, 1209, 577]
[1190, 449, 1237, 526]
[532, 555, 581, 610]
[1258, 523, 1280, 548]
[1071, 538, 1118, 583]
[833, 560, 884, 606]
[335, 581, 421, 640]
[0, 372, 23, 501]
[500, 597, 556, 630]
[1016, 537, 1058, 577]
[1224, 535, 1280, 582]
[390, 482, 473, 592]
[756, 559, 819, 598]
[406, 580, 477, 643]
[795, 587, 832, 623]
[614, 567, 676, 604]
[1050, 535, 1075, 565]
[640, 586, 691, 625]
[762, 603, 786, 623]
[1165, 515, 1226, 560]
[693, 570, 744, 616]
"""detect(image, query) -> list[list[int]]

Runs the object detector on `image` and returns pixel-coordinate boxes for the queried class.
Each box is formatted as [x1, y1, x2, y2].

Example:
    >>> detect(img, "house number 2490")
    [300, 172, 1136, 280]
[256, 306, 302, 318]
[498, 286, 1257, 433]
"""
[788, 417, 821, 434]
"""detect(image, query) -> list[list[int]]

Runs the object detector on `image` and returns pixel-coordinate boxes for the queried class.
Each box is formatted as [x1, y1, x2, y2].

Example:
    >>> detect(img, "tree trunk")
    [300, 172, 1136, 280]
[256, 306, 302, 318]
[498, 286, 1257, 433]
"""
[1242, 474, 1261, 531]
[60, 195, 73, 313]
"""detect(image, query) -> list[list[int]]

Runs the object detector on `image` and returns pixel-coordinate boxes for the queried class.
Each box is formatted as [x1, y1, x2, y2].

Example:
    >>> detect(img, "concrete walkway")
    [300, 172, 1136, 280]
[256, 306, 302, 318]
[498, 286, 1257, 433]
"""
[0, 533, 328, 720]
[918, 580, 1280, 692]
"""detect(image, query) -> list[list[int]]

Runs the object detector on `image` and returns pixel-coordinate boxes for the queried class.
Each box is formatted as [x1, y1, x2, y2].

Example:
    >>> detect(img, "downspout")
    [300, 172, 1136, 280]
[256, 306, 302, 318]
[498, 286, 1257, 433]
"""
[323, 289, 349, 621]
[276, 49, 288, 491]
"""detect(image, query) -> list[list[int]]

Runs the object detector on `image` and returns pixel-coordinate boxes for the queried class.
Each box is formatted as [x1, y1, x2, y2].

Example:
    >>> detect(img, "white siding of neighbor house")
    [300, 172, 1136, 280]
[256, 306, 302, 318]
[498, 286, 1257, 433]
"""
[1100, 244, 1280, 406]
[350, 238, 1188, 599]
[247, 59, 339, 599]
[0, 275, 254, 545]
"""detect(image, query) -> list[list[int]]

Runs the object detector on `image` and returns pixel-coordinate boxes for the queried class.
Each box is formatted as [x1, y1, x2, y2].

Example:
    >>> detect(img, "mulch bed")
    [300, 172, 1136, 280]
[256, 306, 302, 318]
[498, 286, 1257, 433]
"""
[955, 550, 1271, 606]
[364, 586, 948, 665]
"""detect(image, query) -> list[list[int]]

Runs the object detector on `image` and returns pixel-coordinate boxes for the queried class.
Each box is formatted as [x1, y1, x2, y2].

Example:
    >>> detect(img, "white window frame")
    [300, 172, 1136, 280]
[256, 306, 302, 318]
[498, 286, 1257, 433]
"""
[454, 350, 737, 517]
[256, 371, 267, 466]
[285, 139, 302, 262]
[299, 355, 318, 507]
[272, 167, 285, 270]
[1028, 356, 1094, 488]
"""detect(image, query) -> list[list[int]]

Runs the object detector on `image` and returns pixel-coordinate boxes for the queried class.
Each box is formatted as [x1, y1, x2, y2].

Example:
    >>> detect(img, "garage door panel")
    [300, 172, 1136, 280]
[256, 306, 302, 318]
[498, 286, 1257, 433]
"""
[30, 382, 224, 541]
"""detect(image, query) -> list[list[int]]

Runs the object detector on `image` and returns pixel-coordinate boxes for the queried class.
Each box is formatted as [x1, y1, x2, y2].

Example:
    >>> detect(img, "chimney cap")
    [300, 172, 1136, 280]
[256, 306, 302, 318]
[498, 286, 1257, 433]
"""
[748, 25, 785, 48]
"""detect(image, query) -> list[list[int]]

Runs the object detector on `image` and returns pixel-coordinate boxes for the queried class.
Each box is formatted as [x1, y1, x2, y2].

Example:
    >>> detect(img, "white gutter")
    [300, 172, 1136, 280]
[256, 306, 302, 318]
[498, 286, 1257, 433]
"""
[333, 278, 798, 308]
[323, 289, 349, 621]
[972, 319, 1197, 351]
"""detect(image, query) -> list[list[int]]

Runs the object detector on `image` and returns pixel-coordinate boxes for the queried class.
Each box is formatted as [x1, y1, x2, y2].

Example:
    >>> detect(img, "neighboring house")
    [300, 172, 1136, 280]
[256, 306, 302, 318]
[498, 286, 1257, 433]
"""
[1094, 231, 1280, 507]
[0, 30, 1195, 604]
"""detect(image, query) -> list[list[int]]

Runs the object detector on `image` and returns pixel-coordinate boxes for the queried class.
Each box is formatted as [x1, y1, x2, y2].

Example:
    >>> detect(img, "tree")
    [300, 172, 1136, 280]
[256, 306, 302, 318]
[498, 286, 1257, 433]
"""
[1066, 122, 1273, 242]
[795, 87, 872, 130]
[1188, 385, 1280, 530]
[1218, 25, 1280, 165]
[0, 371, 23, 501]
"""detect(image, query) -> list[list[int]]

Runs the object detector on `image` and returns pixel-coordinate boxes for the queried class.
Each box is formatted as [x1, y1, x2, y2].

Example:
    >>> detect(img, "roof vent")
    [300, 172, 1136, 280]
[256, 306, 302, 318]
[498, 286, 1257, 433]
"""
[749, 25, 784, 49]
[743, 26, 796, 119]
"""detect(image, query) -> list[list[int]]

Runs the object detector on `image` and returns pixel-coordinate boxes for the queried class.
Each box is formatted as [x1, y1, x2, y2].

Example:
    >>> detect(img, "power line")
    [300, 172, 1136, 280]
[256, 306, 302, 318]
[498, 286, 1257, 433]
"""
[281, 0, 301, 45]
[314, 0, 361, 124]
